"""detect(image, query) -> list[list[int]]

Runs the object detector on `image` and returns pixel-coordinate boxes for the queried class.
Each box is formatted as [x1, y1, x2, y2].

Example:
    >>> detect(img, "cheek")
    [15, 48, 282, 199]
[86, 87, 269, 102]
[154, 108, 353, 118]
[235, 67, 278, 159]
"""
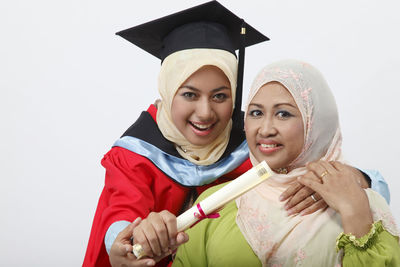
[244, 119, 259, 146]
[288, 121, 304, 152]
[171, 99, 187, 126]
[216, 101, 233, 122]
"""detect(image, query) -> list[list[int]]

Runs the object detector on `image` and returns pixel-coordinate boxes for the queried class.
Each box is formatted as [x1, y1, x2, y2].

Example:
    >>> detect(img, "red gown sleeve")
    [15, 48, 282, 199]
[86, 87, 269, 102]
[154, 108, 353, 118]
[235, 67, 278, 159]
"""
[83, 133, 250, 266]
[83, 147, 161, 267]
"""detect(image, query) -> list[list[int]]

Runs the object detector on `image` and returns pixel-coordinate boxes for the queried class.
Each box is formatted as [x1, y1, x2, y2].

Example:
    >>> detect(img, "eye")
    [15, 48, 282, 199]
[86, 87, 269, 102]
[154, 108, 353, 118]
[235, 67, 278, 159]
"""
[276, 110, 293, 119]
[182, 92, 197, 100]
[212, 93, 228, 102]
[248, 109, 263, 117]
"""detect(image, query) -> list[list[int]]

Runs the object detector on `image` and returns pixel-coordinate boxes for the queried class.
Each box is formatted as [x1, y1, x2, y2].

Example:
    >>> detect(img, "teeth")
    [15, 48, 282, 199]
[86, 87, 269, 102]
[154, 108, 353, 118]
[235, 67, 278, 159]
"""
[192, 122, 212, 129]
[260, 144, 278, 148]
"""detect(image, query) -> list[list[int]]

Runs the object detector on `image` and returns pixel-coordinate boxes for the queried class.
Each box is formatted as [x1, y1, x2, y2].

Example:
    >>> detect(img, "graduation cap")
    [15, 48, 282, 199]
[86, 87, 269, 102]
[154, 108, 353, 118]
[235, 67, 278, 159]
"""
[116, 0, 269, 129]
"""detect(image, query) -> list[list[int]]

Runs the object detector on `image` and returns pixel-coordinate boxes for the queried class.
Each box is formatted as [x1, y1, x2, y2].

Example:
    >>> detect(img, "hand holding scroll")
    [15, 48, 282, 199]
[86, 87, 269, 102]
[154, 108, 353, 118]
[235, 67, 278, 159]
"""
[132, 161, 272, 260]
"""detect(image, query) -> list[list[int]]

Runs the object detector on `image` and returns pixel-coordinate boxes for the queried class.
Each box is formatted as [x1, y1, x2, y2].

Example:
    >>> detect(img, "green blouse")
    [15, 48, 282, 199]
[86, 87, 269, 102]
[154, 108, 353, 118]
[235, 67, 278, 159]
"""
[172, 184, 400, 267]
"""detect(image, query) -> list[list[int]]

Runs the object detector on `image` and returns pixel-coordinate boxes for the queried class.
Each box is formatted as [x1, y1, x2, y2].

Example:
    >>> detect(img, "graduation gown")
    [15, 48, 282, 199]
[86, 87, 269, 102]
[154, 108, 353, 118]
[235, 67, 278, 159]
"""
[83, 104, 251, 267]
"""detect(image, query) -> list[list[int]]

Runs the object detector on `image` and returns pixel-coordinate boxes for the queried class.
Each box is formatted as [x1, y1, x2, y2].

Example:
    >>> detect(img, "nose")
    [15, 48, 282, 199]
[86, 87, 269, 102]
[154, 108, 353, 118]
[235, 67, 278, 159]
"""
[258, 117, 277, 137]
[195, 98, 214, 121]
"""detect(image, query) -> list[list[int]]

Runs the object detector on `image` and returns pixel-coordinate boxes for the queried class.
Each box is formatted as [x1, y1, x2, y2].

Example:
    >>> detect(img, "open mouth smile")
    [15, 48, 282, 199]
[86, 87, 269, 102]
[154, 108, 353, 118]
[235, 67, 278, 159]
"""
[190, 122, 214, 130]
[258, 142, 283, 153]
[260, 144, 279, 148]
[189, 121, 216, 136]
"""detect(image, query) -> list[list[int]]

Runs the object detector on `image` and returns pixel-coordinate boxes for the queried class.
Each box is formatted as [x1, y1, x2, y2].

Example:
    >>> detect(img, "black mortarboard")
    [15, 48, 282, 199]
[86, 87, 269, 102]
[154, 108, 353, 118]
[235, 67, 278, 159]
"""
[116, 0, 269, 129]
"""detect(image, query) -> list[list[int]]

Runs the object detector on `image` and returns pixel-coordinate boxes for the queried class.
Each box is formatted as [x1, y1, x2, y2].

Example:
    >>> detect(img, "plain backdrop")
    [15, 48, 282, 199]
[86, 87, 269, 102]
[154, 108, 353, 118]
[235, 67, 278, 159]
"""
[1, 0, 399, 266]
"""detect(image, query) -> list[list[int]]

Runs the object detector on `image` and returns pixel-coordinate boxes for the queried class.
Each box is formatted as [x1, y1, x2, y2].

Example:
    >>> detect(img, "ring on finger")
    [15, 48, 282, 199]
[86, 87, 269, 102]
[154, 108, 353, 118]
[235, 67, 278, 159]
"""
[132, 243, 147, 259]
[319, 170, 329, 179]
[310, 194, 318, 202]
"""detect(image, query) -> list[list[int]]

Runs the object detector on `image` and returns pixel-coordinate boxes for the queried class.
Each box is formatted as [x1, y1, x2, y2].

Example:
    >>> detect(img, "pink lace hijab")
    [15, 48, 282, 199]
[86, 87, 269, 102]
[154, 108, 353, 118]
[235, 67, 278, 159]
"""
[236, 60, 398, 266]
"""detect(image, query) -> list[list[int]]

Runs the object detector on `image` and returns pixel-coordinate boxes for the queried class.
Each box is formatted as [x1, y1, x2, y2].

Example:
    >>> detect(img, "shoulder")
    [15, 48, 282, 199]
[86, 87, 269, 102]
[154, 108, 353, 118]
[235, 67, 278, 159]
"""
[119, 105, 181, 158]
[104, 145, 149, 161]
[102, 146, 159, 174]
[365, 189, 400, 237]
[365, 188, 390, 208]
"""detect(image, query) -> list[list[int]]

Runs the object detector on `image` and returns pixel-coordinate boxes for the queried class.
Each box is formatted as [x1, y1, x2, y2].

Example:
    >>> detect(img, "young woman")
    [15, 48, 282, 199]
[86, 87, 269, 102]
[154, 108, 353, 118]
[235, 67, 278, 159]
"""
[83, 2, 268, 266]
[172, 59, 399, 266]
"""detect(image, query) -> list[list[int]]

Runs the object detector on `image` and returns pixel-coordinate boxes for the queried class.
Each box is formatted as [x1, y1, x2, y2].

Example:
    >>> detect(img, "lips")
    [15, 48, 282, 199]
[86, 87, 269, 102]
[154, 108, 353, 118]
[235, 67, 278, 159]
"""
[260, 144, 279, 148]
[257, 141, 283, 154]
[189, 121, 216, 136]
[190, 122, 213, 130]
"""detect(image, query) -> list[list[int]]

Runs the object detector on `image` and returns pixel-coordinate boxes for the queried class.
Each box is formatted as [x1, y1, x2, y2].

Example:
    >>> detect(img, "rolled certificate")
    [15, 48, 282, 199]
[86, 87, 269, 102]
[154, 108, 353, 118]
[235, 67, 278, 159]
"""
[176, 160, 272, 231]
[133, 161, 272, 259]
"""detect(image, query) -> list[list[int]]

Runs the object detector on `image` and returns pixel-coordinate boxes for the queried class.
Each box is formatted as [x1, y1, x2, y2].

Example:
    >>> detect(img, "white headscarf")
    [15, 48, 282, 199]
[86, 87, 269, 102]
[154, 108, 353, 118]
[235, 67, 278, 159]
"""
[236, 59, 344, 266]
[156, 49, 238, 165]
[245, 59, 342, 169]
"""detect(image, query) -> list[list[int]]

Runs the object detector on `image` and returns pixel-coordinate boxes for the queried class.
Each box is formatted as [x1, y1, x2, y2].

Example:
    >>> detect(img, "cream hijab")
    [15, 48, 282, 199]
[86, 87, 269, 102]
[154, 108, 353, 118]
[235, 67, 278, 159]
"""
[244, 59, 342, 169]
[236, 60, 398, 266]
[157, 49, 237, 165]
[237, 59, 343, 266]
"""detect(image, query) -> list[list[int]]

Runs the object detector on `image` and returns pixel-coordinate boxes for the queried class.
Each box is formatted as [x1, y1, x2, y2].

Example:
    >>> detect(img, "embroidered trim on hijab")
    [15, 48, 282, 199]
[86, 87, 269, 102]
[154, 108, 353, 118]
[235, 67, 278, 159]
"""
[236, 59, 343, 266]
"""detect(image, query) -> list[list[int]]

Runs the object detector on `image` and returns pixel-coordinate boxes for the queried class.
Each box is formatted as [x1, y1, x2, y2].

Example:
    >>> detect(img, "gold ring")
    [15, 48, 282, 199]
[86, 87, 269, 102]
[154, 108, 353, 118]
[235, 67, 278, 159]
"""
[310, 194, 317, 202]
[319, 171, 329, 179]
[132, 243, 147, 259]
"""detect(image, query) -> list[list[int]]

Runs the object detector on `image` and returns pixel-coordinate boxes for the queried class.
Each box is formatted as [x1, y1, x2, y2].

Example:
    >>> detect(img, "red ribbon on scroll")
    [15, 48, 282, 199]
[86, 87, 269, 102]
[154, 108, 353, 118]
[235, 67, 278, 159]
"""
[190, 203, 220, 228]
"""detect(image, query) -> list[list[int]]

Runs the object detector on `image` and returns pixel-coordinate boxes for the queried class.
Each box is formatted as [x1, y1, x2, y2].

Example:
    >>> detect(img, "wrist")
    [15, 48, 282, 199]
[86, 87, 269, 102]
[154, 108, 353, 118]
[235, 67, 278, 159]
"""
[337, 188, 371, 217]
[340, 209, 373, 238]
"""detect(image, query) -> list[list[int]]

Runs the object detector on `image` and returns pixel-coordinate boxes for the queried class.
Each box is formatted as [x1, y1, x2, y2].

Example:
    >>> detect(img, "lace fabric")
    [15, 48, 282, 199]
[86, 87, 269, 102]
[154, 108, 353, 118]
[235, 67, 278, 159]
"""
[336, 221, 381, 253]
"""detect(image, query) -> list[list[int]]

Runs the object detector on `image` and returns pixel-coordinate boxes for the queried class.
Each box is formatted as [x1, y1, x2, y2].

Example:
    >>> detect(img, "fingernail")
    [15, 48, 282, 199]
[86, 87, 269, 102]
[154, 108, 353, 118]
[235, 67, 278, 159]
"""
[284, 204, 289, 210]
[300, 211, 306, 216]
[147, 261, 155, 266]
[133, 217, 141, 223]
[279, 195, 284, 201]
[287, 209, 293, 216]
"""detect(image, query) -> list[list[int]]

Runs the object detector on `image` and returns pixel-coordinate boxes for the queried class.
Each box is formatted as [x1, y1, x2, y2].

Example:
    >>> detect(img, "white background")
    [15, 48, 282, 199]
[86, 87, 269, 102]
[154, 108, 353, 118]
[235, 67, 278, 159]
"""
[1, 0, 399, 266]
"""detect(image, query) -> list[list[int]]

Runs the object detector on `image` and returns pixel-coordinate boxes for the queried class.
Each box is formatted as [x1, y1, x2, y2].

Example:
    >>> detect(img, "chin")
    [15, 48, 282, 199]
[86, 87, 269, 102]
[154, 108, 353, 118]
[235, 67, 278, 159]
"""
[187, 137, 213, 146]
[260, 159, 281, 170]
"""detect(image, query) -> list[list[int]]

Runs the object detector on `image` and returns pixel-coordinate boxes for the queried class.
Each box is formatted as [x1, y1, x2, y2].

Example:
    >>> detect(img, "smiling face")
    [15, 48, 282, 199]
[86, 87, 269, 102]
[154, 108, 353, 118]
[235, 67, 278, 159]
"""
[171, 65, 233, 146]
[245, 82, 304, 171]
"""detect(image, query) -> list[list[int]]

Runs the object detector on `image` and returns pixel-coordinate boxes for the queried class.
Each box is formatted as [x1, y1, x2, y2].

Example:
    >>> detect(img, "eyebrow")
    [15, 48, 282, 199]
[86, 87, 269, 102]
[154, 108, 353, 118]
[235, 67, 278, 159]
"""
[179, 85, 230, 92]
[275, 103, 297, 109]
[248, 103, 263, 108]
[248, 102, 297, 109]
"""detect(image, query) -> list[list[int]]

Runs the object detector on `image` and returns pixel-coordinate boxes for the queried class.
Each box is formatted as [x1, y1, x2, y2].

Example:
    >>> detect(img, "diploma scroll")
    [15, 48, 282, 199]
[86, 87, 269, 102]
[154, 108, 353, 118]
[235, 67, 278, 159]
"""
[176, 161, 272, 231]
[132, 161, 272, 259]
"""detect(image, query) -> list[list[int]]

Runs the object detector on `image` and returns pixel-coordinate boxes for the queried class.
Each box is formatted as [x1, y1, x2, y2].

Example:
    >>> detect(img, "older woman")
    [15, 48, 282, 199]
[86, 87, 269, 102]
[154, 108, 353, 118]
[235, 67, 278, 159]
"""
[172, 59, 399, 266]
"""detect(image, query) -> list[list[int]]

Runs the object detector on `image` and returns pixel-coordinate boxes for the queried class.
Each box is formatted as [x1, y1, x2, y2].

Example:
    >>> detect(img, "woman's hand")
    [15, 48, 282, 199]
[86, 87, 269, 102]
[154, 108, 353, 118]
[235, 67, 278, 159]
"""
[132, 210, 189, 259]
[109, 218, 156, 267]
[279, 177, 327, 216]
[298, 160, 373, 237]
[279, 161, 370, 215]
